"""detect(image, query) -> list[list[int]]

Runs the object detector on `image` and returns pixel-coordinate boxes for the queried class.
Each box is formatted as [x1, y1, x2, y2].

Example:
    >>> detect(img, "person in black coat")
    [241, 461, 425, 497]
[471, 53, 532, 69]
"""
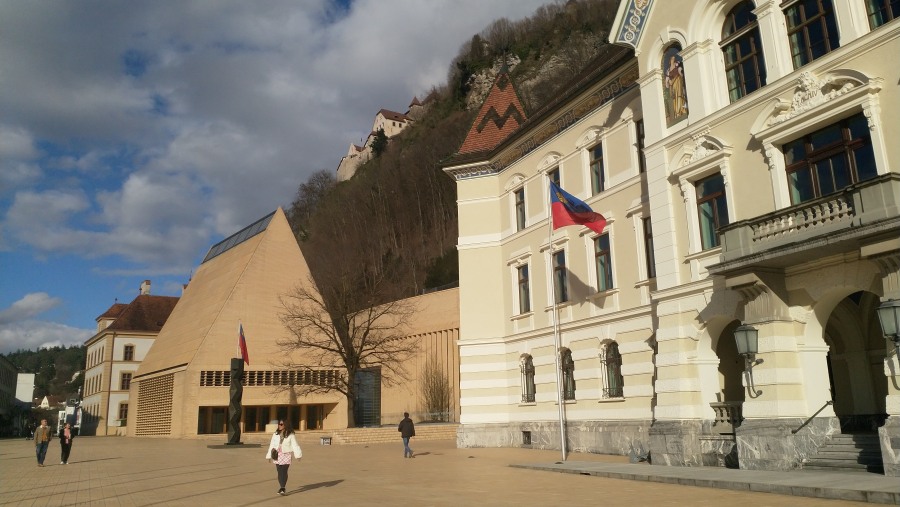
[58, 422, 74, 464]
[398, 412, 415, 458]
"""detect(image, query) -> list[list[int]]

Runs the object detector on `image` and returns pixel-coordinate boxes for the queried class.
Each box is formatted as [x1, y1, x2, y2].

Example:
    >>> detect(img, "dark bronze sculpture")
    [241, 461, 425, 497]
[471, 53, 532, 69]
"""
[227, 357, 243, 444]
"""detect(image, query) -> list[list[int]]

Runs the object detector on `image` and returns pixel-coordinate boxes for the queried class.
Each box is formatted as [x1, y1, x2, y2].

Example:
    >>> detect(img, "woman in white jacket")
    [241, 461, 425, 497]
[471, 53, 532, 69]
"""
[265, 420, 302, 495]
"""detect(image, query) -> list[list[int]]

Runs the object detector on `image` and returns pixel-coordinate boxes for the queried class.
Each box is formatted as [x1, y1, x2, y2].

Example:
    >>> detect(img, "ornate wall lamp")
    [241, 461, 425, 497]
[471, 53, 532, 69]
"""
[734, 324, 763, 398]
[876, 299, 900, 356]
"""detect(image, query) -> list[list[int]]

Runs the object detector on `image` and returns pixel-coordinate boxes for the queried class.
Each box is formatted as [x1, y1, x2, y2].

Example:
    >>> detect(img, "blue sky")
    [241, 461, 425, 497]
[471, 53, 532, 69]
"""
[0, 0, 549, 354]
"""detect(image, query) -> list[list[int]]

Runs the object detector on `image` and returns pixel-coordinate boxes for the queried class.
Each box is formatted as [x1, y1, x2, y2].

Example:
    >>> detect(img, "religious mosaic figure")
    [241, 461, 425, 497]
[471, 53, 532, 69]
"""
[663, 45, 688, 125]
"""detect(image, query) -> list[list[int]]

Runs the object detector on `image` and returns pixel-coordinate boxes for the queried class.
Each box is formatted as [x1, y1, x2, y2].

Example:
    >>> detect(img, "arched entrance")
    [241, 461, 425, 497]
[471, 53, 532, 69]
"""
[823, 291, 889, 433]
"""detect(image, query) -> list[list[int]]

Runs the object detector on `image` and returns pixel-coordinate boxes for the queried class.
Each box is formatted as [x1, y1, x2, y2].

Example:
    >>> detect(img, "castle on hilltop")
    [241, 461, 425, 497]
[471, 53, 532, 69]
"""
[336, 95, 432, 182]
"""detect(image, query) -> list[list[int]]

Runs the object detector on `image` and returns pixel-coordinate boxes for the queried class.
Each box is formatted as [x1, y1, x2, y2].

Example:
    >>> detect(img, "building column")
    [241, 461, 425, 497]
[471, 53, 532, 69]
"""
[868, 250, 900, 476]
[727, 271, 839, 470]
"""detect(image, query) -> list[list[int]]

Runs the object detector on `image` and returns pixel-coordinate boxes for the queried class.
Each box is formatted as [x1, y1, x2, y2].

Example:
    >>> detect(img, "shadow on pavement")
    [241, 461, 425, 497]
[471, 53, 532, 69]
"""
[294, 479, 344, 493]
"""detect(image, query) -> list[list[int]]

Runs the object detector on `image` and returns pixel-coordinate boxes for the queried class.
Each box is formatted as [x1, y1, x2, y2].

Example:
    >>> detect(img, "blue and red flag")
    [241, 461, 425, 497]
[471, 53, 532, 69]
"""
[238, 323, 250, 365]
[550, 181, 606, 235]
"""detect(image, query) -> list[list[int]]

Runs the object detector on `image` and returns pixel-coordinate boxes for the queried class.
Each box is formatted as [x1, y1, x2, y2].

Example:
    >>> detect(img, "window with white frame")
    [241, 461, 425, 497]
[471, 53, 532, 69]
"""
[721, 1, 767, 102]
[867, 0, 899, 28]
[552, 250, 568, 303]
[601, 342, 624, 398]
[589, 144, 605, 194]
[751, 70, 886, 211]
[642, 217, 656, 279]
[783, 112, 877, 205]
[517, 264, 531, 314]
[696, 173, 730, 250]
[784, 0, 840, 69]
[594, 234, 613, 292]
[521, 355, 536, 403]
[635, 119, 646, 173]
[548, 167, 560, 186]
[514, 188, 526, 232]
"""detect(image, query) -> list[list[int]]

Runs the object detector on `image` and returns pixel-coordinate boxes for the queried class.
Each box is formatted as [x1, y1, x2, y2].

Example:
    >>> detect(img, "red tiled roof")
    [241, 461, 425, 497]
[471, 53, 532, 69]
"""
[377, 109, 410, 122]
[97, 303, 128, 321]
[106, 294, 179, 332]
[457, 72, 527, 155]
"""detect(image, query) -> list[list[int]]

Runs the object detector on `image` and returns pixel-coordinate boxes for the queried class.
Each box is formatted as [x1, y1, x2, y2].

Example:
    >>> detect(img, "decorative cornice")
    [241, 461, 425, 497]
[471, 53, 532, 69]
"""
[768, 71, 859, 127]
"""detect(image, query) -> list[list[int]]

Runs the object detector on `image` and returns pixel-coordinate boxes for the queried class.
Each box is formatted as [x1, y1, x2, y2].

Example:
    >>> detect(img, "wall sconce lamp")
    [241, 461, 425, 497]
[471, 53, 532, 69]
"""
[876, 299, 900, 356]
[734, 324, 762, 397]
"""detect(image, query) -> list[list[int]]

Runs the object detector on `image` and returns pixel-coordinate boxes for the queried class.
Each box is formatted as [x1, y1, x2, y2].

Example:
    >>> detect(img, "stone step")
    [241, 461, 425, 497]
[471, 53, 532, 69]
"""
[804, 463, 884, 473]
[813, 450, 882, 460]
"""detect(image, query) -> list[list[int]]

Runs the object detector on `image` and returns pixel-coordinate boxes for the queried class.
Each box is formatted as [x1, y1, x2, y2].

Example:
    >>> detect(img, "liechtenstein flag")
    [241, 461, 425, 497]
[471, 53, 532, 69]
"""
[238, 323, 250, 365]
[550, 181, 606, 235]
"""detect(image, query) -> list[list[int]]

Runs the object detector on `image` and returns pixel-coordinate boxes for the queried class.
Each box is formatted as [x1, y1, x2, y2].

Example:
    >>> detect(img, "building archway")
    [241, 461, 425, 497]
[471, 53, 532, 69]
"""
[822, 291, 889, 433]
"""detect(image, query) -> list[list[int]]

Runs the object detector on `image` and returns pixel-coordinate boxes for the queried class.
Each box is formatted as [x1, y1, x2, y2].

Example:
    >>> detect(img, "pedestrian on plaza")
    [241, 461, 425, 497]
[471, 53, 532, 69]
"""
[34, 419, 52, 466]
[265, 420, 302, 496]
[58, 422, 74, 464]
[398, 412, 415, 458]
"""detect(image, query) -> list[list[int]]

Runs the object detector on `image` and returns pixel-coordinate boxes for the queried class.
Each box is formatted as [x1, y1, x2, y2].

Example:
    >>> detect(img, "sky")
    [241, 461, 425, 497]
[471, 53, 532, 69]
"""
[0, 0, 552, 355]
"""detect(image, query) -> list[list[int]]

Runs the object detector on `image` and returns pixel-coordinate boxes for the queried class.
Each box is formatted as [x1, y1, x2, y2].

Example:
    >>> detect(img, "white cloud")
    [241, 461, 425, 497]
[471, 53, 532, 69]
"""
[0, 0, 549, 279]
[0, 292, 62, 325]
[0, 320, 92, 355]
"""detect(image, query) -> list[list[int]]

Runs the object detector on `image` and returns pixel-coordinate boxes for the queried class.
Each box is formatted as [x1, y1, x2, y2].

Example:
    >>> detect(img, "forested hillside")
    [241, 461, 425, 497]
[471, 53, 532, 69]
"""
[287, 0, 618, 308]
[3, 346, 85, 400]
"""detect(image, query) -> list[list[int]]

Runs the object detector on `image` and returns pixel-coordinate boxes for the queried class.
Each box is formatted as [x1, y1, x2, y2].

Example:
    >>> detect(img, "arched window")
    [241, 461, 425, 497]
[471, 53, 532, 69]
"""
[561, 348, 576, 401]
[602, 342, 624, 398]
[721, 1, 767, 102]
[662, 43, 688, 126]
[521, 355, 536, 403]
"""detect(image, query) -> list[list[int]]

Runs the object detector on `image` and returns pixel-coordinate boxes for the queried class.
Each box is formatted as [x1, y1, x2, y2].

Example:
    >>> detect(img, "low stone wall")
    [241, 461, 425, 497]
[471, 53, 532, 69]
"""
[457, 420, 651, 457]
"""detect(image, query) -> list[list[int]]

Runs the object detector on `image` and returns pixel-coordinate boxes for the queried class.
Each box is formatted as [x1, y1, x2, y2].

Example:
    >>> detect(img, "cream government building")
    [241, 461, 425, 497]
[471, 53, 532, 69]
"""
[442, 0, 900, 475]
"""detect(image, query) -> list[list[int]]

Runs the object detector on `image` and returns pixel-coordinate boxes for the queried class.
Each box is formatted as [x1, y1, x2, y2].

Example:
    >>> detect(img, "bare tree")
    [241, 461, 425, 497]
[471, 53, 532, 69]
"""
[420, 354, 451, 422]
[278, 272, 418, 428]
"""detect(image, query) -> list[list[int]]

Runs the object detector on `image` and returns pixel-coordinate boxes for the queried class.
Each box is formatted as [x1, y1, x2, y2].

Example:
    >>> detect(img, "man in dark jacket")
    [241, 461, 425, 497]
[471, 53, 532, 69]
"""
[398, 412, 415, 458]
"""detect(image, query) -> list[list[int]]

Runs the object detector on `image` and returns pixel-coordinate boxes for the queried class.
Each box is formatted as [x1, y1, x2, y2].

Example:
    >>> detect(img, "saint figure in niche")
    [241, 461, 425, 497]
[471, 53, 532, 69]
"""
[663, 45, 688, 125]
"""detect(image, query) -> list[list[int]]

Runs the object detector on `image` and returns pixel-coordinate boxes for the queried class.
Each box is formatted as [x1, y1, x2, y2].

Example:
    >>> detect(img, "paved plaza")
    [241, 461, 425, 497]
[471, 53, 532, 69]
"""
[0, 436, 892, 506]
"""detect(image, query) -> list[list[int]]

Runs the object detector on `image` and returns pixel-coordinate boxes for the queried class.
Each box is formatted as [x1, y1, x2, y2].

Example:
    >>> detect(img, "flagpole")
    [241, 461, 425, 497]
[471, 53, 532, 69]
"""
[547, 179, 568, 462]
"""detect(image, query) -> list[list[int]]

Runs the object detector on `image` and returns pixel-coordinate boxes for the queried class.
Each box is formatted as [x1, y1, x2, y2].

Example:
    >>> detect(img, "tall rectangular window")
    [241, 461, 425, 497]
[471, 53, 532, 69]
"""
[123, 345, 135, 361]
[120, 372, 132, 391]
[784, 0, 840, 69]
[635, 120, 646, 173]
[784, 113, 876, 205]
[696, 174, 729, 249]
[517, 265, 531, 314]
[521, 355, 535, 403]
[548, 168, 560, 186]
[553, 250, 568, 303]
[721, 1, 767, 102]
[642, 217, 656, 279]
[514, 188, 526, 232]
[866, 0, 898, 28]
[594, 234, 613, 291]
[118, 403, 129, 421]
[590, 145, 605, 194]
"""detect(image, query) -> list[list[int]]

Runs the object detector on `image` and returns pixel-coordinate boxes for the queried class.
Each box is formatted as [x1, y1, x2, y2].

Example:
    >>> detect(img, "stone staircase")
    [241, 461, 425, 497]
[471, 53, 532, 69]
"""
[294, 423, 458, 446]
[803, 433, 884, 474]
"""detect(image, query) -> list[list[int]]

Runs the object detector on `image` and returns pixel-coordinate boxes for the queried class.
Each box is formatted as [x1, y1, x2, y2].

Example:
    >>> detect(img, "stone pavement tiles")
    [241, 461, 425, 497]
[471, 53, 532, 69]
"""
[0, 436, 882, 506]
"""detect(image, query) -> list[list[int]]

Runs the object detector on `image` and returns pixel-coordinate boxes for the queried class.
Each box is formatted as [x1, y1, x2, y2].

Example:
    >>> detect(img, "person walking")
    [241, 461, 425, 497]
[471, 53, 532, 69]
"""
[34, 419, 52, 467]
[398, 412, 415, 458]
[265, 420, 302, 496]
[58, 422, 74, 464]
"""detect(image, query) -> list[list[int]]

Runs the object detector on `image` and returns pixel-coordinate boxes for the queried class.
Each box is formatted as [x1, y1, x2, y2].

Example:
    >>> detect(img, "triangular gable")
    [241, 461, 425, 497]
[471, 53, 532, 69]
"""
[610, 0, 655, 50]
[457, 69, 527, 156]
[135, 207, 315, 377]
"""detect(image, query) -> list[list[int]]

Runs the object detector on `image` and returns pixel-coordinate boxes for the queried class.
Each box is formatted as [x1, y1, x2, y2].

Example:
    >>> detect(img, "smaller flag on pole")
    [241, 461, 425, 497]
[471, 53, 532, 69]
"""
[238, 323, 250, 365]
[549, 181, 606, 234]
